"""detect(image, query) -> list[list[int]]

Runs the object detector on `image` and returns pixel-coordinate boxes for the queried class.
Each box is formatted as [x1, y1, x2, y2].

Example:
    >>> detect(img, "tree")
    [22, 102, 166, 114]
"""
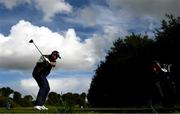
[88, 34, 154, 107]
[21, 95, 33, 107]
[13, 91, 22, 105]
[0, 96, 7, 107]
[79, 92, 87, 107]
[0, 87, 14, 97]
[47, 92, 62, 106]
[154, 14, 180, 106]
[88, 15, 180, 107]
[62, 92, 87, 108]
[62, 92, 76, 107]
[155, 14, 180, 64]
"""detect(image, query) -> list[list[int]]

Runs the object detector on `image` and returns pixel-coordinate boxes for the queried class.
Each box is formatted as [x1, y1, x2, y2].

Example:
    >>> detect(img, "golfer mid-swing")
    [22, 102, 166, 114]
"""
[33, 50, 61, 110]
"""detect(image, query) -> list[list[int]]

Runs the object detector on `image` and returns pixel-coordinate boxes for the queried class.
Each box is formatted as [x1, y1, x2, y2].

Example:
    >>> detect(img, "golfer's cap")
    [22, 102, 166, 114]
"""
[52, 50, 61, 59]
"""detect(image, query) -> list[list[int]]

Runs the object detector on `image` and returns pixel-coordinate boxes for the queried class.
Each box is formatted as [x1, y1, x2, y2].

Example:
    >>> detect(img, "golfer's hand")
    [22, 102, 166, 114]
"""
[44, 57, 50, 63]
[44, 57, 56, 67]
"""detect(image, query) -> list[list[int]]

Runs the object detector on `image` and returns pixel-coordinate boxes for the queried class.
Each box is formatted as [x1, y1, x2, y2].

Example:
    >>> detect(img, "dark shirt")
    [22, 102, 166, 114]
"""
[33, 55, 56, 77]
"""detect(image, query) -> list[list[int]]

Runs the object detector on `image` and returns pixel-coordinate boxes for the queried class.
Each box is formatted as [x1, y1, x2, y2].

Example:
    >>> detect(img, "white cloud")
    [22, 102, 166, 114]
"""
[67, 0, 180, 38]
[0, 34, 9, 43]
[107, 0, 180, 20]
[67, 5, 129, 37]
[0, 0, 31, 9]
[35, 0, 72, 21]
[0, 20, 117, 71]
[68, 5, 121, 27]
[74, 6, 98, 27]
[20, 76, 91, 95]
[0, 0, 72, 21]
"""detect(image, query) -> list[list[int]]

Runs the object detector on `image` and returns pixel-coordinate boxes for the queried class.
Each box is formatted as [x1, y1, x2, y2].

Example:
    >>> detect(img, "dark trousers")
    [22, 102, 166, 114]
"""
[33, 73, 50, 106]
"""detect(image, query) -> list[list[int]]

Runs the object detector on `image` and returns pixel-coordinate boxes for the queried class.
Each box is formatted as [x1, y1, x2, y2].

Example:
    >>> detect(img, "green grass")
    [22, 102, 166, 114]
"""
[0, 107, 68, 113]
[0, 106, 180, 113]
[0, 106, 93, 113]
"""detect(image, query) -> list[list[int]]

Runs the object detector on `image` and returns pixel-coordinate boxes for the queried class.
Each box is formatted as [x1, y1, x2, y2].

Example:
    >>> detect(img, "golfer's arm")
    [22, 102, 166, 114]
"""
[50, 62, 56, 67]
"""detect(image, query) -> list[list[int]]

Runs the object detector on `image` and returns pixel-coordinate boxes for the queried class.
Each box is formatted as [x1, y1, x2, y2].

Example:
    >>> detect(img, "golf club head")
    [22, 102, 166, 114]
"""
[29, 39, 34, 43]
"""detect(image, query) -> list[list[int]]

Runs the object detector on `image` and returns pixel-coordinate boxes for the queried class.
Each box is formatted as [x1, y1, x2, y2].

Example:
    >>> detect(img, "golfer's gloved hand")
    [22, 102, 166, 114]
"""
[44, 57, 56, 67]
[44, 57, 50, 63]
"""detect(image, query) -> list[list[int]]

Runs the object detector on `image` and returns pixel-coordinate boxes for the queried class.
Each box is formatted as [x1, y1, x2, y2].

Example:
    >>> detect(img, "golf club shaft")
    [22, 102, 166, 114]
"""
[32, 42, 48, 61]
[32, 42, 44, 57]
[29, 39, 48, 61]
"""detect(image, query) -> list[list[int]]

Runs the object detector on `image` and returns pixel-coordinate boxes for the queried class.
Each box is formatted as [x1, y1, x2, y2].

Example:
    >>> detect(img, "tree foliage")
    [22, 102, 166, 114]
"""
[0, 87, 14, 97]
[13, 91, 21, 105]
[87, 15, 180, 107]
[155, 14, 180, 102]
[46, 91, 62, 106]
[61, 92, 87, 107]
[88, 34, 154, 107]
[21, 95, 33, 107]
[0, 87, 87, 108]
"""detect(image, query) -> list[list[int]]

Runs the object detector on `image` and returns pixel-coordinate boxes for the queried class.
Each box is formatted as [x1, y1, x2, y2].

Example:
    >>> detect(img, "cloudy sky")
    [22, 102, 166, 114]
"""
[0, 0, 179, 96]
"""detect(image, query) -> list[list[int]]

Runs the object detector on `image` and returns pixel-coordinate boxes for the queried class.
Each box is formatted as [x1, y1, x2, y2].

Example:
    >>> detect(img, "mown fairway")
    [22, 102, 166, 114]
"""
[1, 106, 180, 113]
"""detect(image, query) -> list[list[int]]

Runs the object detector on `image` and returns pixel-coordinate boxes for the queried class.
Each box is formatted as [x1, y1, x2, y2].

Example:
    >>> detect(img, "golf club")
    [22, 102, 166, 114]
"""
[29, 39, 44, 57]
[29, 39, 50, 62]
